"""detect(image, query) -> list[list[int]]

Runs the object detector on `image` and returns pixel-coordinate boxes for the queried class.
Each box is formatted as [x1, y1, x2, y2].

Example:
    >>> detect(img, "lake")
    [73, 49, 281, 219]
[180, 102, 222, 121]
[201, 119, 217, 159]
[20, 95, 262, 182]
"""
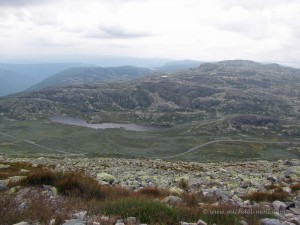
[49, 115, 164, 132]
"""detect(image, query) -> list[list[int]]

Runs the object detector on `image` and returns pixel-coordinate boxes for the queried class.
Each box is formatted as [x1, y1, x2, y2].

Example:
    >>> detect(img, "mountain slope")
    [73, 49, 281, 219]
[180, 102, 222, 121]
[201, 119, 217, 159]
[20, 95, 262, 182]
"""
[1, 60, 299, 129]
[0, 63, 81, 96]
[158, 59, 204, 72]
[28, 66, 152, 91]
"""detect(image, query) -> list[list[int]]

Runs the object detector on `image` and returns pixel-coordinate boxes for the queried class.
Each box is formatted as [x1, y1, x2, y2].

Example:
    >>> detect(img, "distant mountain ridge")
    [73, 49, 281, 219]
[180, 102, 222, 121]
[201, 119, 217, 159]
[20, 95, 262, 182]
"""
[0, 63, 82, 96]
[1, 60, 300, 130]
[158, 59, 204, 72]
[28, 66, 152, 91]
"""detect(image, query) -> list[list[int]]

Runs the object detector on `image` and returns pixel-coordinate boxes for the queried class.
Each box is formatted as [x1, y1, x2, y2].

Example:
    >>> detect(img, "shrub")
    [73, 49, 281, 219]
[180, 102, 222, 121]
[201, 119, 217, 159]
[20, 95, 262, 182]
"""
[245, 188, 289, 202]
[290, 183, 300, 192]
[0, 194, 21, 225]
[21, 170, 61, 186]
[97, 198, 180, 224]
[20, 170, 129, 201]
[178, 179, 189, 190]
[134, 187, 170, 199]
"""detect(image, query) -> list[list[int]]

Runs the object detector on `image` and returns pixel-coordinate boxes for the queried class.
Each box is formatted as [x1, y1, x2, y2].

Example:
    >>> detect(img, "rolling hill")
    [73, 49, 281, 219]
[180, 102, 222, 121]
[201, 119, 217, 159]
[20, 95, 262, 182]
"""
[28, 66, 153, 91]
[1, 60, 300, 162]
[0, 63, 81, 96]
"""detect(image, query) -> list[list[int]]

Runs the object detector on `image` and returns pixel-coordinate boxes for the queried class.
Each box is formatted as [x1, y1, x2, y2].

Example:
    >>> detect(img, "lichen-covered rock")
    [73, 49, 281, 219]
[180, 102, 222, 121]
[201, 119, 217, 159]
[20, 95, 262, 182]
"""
[163, 195, 182, 205]
[96, 172, 116, 183]
[169, 187, 184, 194]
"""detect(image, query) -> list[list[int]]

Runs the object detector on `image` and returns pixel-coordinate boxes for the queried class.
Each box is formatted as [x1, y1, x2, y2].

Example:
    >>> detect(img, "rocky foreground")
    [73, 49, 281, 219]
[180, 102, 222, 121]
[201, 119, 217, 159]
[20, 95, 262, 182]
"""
[1, 155, 300, 225]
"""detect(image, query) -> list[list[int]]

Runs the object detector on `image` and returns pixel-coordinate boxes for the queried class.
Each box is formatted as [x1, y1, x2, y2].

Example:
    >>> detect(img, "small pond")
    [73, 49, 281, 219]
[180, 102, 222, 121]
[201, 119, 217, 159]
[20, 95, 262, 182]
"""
[49, 115, 164, 132]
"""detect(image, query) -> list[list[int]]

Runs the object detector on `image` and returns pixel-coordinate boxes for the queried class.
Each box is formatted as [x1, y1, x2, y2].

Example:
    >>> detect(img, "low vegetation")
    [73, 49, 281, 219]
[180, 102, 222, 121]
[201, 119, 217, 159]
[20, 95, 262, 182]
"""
[0, 165, 276, 225]
[244, 188, 290, 202]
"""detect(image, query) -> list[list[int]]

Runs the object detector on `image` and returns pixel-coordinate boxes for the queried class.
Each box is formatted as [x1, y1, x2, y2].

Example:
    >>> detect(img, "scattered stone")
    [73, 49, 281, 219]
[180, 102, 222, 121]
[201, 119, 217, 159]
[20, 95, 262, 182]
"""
[125, 217, 137, 225]
[73, 211, 87, 220]
[282, 222, 297, 225]
[20, 169, 29, 173]
[9, 186, 21, 194]
[169, 187, 184, 194]
[283, 187, 292, 194]
[196, 219, 207, 225]
[62, 219, 87, 225]
[289, 208, 300, 215]
[13, 222, 29, 225]
[96, 172, 116, 184]
[260, 218, 281, 225]
[7, 176, 27, 184]
[273, 200, 287, 212]
[43, 185, 58, 195]
[0, 164, 10, 169]
[287, 218, 300, 225]
[238, 221, 248, 225]
[0, 180, 7, 190]
[49, 219, 56, 225]
[163, 196, 183, 205]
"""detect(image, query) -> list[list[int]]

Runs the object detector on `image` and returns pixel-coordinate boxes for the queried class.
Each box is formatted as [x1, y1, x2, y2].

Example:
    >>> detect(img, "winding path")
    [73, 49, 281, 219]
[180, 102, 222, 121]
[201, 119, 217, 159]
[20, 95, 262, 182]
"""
[159, 139, 300, 159]
[0, 131, 83, 156]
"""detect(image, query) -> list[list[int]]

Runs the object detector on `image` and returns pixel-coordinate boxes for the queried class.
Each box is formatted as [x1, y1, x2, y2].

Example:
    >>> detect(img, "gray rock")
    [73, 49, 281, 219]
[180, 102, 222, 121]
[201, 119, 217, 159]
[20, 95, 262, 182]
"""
[289, 208, 300, 215]
[197, 219, 207, 225]
[13, 222, 29, 225]
[115, 223, 125, 225]
[96, 172, 116, 184]
[260, 218, 281, 225]
[43, 185, 58, 195]
[287, 218, 300, 225]
[125, 217, 137, 224]
[0, 180, 7, 190]
[239, 221, 248, 225]
[7, 176, 27, 184]
[163, 195, 182, 205]
[180, 222, 189, 225]
[273, 200, 287, 212]
[73, 211, 87, 220]
[63, 219, 87, 225]
[282, 222, 296, 225]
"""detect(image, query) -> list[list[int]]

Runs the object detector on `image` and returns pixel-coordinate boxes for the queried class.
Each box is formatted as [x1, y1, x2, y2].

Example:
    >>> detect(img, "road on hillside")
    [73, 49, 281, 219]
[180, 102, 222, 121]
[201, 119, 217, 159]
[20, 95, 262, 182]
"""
[0, 131, 83, 156]
[159, 139, 300, 159]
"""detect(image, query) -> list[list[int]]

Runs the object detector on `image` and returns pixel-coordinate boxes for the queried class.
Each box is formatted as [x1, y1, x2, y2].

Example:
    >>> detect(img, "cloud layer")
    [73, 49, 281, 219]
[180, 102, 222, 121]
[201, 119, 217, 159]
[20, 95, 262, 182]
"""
[0, 0, 299, 66]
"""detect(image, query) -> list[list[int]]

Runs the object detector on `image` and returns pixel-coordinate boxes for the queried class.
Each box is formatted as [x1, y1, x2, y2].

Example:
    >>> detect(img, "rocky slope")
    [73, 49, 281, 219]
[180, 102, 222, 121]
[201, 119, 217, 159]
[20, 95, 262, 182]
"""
[1, 60, 299, 129]
[1, 156, 300, 225]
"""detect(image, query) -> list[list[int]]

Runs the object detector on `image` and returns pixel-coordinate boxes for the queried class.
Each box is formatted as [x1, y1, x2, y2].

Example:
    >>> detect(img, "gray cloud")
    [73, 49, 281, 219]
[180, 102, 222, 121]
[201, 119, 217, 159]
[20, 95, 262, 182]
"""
[85, 26, 151, 39]
[0, 0, 49, 7]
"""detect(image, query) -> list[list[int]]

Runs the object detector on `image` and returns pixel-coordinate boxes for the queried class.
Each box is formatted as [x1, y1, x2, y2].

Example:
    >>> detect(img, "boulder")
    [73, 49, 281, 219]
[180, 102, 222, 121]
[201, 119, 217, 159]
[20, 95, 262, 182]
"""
[289, 208, 300, 215]
[197, 219, 207, 225]
[169, 187, 184, 194]
[287, 218, 300, 225]
[73, 211, 87, 220]
[273, 200, 287, 212]
[43, 185, 58, 195]
[239, 221, 248, 225]
[163, 196, 183, 205]
[0, 180, 7, 190]
[13, 222, 29, 225]
[125, 217, 137, 225]
[62, 219, 87, 225]
[7, 176, 27, 184]
[96, 173, 116, 184]
[260, 218, 281, 225]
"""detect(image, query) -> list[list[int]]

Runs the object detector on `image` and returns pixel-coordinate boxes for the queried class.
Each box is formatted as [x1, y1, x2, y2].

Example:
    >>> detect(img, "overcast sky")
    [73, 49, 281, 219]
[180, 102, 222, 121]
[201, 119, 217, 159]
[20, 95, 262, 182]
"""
[0, 0, 299, 66]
